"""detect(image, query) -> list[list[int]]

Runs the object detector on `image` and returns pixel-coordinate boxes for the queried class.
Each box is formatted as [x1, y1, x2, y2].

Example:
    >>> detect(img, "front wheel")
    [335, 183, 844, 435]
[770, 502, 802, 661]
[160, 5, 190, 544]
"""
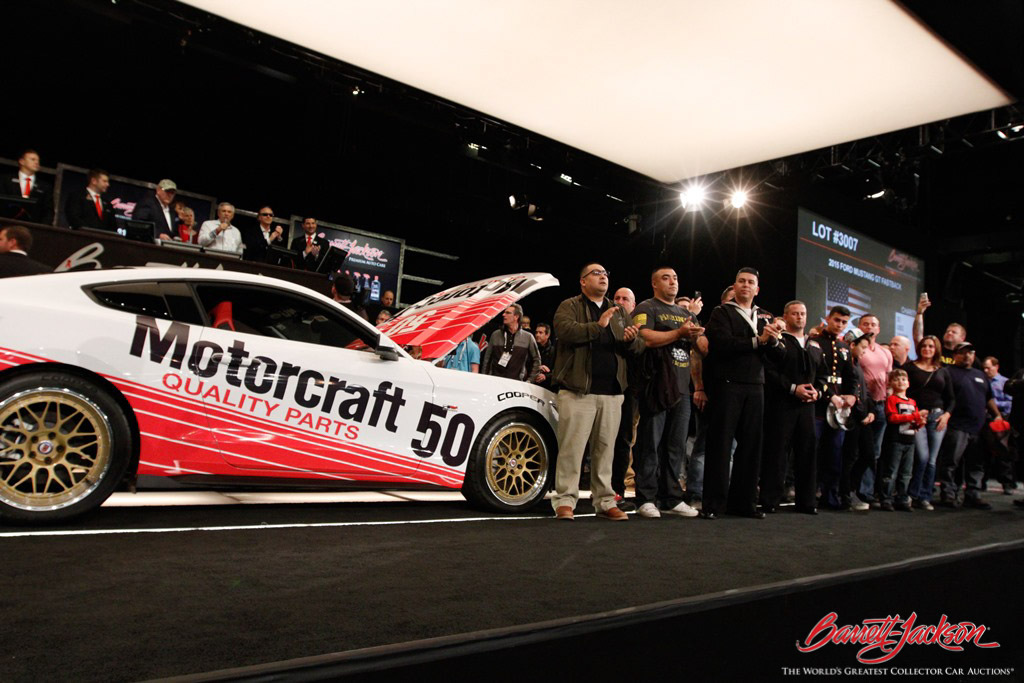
[0, 372, 133, 523]
[462, 411, 553, 512]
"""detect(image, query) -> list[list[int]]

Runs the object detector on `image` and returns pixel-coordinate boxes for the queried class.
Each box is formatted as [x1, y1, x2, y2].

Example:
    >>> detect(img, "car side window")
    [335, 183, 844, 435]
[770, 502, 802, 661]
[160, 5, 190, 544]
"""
[86, 282, 171, 319]
[193, 283, 378, 349]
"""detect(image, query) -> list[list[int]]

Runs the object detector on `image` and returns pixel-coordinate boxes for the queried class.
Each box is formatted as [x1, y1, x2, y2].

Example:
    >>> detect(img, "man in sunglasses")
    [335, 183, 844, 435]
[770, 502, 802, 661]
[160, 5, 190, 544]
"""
[245, 205, 286, 262]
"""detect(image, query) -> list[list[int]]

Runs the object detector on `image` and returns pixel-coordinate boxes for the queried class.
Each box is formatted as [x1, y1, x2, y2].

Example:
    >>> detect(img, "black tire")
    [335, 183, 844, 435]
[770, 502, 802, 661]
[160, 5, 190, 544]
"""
[0, 371, 133, 523]
[462, 410, 554, 512]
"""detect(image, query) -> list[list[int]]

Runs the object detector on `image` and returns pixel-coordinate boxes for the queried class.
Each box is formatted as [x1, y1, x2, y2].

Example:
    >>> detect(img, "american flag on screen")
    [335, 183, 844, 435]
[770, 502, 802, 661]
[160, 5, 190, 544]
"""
[826, 278, 872, 318]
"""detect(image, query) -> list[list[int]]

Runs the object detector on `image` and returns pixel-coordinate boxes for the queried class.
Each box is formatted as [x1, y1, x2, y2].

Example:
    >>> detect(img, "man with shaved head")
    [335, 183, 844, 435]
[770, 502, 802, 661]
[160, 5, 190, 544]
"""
[889, 336, 911, 367]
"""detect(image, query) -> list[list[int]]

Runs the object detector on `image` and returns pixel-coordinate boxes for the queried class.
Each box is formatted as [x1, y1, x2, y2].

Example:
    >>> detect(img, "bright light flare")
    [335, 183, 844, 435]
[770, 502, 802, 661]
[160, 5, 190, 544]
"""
[729, 190, 748, 209]
[679, 185, 706, 209]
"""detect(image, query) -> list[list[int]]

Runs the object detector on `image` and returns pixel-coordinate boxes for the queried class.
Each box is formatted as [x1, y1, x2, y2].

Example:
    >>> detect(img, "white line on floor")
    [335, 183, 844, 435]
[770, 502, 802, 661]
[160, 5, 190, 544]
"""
[0, 513, 600, 538]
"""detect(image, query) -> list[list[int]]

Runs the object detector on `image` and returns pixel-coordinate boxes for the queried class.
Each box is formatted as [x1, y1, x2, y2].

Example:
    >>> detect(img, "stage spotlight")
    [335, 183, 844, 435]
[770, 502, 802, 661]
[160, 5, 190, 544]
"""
[508, 194, 518, 208]
[729, 190, 748, 209]
[680, 185, 706, 210]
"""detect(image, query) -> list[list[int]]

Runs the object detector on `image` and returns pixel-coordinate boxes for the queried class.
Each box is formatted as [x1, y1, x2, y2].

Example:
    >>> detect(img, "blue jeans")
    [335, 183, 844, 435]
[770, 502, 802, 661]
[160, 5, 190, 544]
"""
[858, 400, 888, 500]
[635, 396, 691, 507]
[880, 441, 915, 505]
[908, 408, 947, 501]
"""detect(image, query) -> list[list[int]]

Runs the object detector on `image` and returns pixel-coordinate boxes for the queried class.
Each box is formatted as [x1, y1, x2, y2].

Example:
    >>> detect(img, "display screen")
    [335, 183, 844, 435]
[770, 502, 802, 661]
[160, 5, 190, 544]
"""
[795, 208, 924, 358]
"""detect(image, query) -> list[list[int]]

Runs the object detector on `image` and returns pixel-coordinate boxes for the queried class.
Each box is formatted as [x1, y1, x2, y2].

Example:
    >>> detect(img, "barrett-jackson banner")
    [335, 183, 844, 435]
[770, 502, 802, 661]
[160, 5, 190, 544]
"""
[1, 219, 330, 294]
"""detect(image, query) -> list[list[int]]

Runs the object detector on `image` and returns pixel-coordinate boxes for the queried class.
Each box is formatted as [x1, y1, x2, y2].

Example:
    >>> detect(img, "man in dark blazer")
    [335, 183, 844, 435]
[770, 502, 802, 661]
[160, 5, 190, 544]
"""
[701, 267, 785, 519]
[134, 178, 179, 239]
[2, 149, 54, 224]
[245, 205, 287, 263]
[760, 300, 825, 514]
[0, 225, 51, 277]
[64, 168, 117, 231]
[290, 216, 331, 270]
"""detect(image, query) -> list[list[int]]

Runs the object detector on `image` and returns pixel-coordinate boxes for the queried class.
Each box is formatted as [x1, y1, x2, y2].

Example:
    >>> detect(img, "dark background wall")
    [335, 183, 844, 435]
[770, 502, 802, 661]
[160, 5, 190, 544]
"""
[3, 0, 1022, 367]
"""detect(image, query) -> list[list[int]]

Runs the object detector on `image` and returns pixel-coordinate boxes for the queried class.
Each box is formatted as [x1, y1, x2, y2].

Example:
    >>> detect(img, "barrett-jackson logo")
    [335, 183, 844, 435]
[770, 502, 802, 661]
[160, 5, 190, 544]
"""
[796, 612, 1000, 664]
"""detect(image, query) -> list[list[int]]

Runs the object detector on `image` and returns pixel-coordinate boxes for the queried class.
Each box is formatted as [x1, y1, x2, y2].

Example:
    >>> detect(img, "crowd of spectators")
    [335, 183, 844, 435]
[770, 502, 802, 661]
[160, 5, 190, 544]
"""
[438, 264, 1022, 520]
[2, 151, 1021, 518]
[0, 149, 357, 277]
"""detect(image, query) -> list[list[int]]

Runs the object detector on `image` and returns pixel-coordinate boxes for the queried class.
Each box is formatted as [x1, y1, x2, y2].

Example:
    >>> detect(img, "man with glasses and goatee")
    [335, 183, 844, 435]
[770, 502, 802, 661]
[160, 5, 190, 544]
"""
[550, 263, 644, 521]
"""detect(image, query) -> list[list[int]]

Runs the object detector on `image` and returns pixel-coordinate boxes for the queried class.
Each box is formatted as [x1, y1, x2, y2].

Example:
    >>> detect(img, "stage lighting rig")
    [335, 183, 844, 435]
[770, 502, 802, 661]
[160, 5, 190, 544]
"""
[679, 185, 706, 211]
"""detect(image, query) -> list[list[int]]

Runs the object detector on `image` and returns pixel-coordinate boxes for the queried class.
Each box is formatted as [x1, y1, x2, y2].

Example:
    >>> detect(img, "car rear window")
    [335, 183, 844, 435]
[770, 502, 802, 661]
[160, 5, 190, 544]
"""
[88, 283, 171, 319]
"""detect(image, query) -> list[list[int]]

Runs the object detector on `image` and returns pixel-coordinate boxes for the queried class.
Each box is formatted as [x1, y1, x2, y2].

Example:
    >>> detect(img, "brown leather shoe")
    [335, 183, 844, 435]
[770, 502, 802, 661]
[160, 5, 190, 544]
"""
[555, 505, 574, 520]
[597, 506, 628, 521]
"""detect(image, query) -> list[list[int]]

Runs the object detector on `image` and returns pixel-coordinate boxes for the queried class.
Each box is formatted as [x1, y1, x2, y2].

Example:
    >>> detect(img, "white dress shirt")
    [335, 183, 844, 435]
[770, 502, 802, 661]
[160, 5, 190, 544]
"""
[198, 220, 244, 254]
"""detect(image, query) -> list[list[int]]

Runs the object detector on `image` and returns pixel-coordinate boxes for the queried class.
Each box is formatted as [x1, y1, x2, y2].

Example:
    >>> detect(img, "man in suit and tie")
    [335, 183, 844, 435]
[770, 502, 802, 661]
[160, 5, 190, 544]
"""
[3, 149, 54, 224]
[290, 216, 331, 270]
[65, 168, 117, 231]
[134, 178, 179, 240]
[0, 225, 50, 278]
[760, 300, 825, 514]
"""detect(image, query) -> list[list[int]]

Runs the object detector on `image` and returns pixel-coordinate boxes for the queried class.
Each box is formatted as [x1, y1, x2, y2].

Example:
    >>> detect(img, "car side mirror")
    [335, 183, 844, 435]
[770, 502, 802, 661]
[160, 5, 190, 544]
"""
[376, 345, 401, 362]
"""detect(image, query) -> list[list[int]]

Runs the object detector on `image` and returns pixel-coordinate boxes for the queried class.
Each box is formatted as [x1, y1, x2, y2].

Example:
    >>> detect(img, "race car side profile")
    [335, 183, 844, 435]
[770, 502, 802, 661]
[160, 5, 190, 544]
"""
[0, 269, 559, 523]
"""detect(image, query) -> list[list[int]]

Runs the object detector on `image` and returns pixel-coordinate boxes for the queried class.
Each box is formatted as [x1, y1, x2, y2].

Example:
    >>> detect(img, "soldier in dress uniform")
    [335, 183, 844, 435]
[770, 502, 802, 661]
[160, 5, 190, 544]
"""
[808, 305, 858, 509]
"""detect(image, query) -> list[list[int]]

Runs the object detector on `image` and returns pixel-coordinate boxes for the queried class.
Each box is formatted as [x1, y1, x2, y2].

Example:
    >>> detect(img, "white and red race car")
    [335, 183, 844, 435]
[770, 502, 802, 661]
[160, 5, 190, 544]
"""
[0, 269, 559, 522]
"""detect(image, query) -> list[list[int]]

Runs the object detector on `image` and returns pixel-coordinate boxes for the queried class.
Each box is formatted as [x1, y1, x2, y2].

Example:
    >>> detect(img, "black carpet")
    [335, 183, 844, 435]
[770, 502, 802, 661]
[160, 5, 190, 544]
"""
[2, 494, 1023, 681]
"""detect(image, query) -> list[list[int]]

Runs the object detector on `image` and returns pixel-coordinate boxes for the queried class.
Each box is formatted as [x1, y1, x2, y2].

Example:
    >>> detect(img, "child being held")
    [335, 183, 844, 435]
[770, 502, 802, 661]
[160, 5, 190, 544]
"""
[881, 368, 927, 511]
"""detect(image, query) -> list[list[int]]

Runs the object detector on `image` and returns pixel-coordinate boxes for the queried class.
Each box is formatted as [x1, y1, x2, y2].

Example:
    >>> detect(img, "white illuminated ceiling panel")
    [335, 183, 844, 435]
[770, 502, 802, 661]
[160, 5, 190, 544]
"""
[183, 0, 1011, 183]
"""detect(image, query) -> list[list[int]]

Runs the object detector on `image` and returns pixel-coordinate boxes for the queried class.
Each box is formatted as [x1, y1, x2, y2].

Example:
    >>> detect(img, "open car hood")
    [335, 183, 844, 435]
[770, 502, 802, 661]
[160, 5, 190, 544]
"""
[378, 272, 559, 361]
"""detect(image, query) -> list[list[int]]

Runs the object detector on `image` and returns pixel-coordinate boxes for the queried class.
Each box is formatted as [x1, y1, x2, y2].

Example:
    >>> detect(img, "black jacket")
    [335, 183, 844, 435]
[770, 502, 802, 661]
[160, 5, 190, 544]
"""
[764, 333, 825, 405]
[245, 226, 288, 263]
[0, 252, 50, 278]
[65, 190, 117, 231]
[133, 194, 176, 237]
[290, 233, 332, 270]
[3, 173, 53, 224]
[704, 302, 785, 386]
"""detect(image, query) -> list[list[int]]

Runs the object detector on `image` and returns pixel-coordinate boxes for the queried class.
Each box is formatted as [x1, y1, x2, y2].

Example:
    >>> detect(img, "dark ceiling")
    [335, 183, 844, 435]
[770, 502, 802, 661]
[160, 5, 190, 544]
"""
[3, 0, 1023, 365]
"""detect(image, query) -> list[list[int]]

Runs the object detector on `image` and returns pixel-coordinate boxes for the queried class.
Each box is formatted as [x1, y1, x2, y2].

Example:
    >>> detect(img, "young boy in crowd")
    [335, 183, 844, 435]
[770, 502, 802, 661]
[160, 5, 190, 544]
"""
[881, 368, 926, 511]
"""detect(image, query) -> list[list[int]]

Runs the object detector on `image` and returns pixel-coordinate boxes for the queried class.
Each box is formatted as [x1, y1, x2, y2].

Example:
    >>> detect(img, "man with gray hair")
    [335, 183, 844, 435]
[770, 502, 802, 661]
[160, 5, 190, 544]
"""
[198, 202, 244, 254]
[482, 303, 541, 381]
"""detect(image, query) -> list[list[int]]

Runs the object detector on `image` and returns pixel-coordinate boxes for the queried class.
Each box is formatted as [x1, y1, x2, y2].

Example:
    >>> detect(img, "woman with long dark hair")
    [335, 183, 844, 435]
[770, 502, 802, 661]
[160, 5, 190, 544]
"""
[905, 335, 954, 509]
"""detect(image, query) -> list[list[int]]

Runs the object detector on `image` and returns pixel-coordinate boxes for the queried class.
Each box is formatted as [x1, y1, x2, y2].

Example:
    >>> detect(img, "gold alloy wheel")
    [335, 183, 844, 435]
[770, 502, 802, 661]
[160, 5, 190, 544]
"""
[484, 423, 548, 506]
[0, 389, 113, 512]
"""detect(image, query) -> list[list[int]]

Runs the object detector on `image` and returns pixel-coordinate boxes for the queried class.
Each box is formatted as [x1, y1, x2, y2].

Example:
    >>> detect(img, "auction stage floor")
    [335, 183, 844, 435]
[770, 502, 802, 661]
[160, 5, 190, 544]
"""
[3, 488, 1023, 681]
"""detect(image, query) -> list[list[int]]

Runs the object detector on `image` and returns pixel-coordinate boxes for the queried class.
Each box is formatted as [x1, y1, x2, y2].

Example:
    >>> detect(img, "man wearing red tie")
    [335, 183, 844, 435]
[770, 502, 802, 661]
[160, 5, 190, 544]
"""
[64, 168, 117, 231]
[4, 149, 54, 224]
[289, 216, 331, 270]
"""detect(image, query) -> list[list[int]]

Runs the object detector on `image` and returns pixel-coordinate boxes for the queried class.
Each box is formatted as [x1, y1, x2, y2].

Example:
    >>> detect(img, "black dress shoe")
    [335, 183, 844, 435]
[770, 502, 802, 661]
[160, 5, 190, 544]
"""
[964, 498, 992, 510]
[699, 510, 717, 520]
[794, 506, 818, 515]
[732, 509, 765, 519]
[760, 504, 778, 514]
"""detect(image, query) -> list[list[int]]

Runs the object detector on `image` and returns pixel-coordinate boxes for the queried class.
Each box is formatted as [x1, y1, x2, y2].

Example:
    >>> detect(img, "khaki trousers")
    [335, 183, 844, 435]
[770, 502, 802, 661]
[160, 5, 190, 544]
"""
[551, 390, 623, 512]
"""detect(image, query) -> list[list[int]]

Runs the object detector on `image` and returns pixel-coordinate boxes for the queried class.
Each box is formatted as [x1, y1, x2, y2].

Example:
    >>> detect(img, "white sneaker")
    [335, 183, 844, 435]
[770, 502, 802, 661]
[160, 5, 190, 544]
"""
[637, 502, 661, 518]
[663, 500, 699, 517]
[850, 500, 869, 511]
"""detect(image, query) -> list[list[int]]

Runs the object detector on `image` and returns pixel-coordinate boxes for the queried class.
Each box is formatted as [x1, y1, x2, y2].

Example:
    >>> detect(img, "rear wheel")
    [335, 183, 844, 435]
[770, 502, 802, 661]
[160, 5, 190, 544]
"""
[462, 411, 553, 512]
[0, 372, 132, 523]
